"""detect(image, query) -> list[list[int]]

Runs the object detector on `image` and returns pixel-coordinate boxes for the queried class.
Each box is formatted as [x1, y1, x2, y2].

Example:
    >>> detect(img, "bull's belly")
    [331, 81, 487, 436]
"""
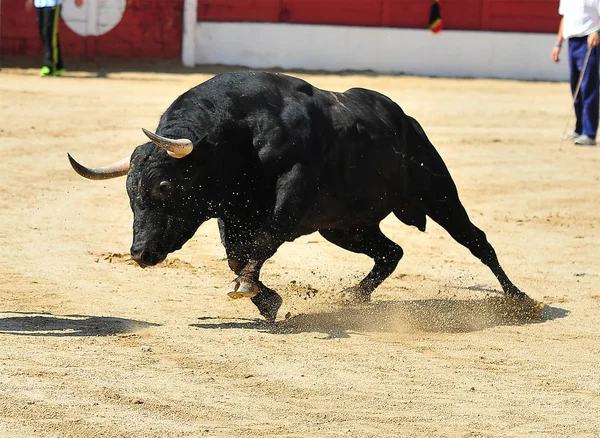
[299, 192, 395, 233]
[301, 153, 401, 232]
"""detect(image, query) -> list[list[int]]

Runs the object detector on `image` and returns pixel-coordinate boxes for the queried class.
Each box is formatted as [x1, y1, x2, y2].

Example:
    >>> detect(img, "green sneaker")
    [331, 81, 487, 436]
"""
[39, 66, 52, 77]
[53, 68, 66, 77]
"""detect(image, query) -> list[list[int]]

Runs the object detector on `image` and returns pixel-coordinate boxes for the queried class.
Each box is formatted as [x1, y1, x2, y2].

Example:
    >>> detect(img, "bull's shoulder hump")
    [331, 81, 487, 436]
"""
[199, 71, 320, 95]
[342, 87, 397, 106]
[196, 71, 330, 115]
[167, 71, 333, 128]
[341, 87, 406, 118]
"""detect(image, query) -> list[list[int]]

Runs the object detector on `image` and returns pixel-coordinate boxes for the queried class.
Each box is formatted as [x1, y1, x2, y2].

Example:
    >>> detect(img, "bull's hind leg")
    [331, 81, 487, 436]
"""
[319, 226, 404, 304]
[424, 199, 532, 301]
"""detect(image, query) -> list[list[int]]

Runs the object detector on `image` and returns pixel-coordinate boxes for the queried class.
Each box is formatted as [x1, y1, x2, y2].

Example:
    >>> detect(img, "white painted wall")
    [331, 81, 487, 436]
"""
[181, 0, 198, 67]
[189, 22, 569, 82]
[61, 0, 126, 37]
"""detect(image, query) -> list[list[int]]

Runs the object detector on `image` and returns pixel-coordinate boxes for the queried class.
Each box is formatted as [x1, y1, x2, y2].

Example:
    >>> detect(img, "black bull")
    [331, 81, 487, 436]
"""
[68, 71, 541, 322]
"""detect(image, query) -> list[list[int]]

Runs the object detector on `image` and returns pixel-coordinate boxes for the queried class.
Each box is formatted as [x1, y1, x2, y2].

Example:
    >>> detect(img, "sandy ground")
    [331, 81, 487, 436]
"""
[1, 60, 599, 437]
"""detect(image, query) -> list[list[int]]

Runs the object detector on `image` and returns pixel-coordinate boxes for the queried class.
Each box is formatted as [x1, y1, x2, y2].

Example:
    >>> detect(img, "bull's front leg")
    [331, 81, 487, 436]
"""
[220, 225, 284, 322]
[219, 164, 313, 321]
[218, 218, 263, 298]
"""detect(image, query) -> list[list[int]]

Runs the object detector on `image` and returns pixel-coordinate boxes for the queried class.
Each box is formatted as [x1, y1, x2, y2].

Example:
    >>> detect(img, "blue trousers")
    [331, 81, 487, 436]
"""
[569, 37, 600, 138]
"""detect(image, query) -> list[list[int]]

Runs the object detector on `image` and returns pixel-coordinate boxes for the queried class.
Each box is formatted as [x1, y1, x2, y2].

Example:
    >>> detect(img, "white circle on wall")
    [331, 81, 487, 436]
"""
[62, 0, 126, 37]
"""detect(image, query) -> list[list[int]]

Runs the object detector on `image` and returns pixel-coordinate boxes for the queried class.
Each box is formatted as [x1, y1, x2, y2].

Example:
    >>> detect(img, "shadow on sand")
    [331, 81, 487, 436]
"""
[0, 311, 160, 337]
[191, 296, 568, 339]
[6, 55, 477, 81]
[3, 56, 386, 79]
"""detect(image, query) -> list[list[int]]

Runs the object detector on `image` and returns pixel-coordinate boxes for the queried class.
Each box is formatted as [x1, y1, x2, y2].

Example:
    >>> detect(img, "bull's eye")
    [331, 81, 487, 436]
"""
[159, 180, 173, 193]
[152, 180, 175, 202]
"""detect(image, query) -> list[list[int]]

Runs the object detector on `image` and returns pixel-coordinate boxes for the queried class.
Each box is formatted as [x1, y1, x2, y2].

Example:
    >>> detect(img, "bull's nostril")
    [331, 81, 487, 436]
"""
[130, 248, 148, 268]
[141, 251, 153, 265]
[130, 248, 165, 267]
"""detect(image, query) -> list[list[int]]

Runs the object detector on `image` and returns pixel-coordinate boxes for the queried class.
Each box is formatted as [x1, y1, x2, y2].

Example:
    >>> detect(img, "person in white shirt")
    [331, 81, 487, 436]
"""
[27, 0, 65, 77]
[551, 0, 600, 146]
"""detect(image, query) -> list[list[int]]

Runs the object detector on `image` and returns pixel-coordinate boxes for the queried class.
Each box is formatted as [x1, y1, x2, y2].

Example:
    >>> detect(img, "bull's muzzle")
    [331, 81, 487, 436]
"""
[130, 248, 166, 268]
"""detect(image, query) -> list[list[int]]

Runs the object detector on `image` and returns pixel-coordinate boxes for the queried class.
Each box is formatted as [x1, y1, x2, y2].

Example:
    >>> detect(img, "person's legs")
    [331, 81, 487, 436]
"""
[36, 6, 64, 76]
[569, 38, 588, 135]
[579, 45, 600, 139]
[36, 7, 53, 73]
[52, 5, 64, 72]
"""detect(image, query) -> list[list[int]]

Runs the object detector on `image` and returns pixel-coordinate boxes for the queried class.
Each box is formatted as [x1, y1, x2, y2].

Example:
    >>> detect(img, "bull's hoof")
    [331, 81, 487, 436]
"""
[251, 287, 283, 323]
[503, 293, 545, 321]
[227, 277, 259, 299]
[338, 286, 371, 305]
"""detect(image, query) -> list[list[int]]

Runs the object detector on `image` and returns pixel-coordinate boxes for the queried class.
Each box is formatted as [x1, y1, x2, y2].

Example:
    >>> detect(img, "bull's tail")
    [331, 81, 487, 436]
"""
[392, 114, 457, 232]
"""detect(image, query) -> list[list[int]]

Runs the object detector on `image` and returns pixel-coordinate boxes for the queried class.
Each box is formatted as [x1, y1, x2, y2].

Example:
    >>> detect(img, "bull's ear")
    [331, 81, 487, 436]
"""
[142, 128, 194, 159]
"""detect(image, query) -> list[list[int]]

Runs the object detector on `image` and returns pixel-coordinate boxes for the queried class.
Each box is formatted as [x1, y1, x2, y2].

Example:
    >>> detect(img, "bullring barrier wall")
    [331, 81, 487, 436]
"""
[2, 0, 569, 81]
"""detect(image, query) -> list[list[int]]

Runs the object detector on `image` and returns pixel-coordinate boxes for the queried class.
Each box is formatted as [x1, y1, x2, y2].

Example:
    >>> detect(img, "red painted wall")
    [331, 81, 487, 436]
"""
[198, 0, 561, 34]
[1, 0, 561, 59]
[1, 0, 183, 59]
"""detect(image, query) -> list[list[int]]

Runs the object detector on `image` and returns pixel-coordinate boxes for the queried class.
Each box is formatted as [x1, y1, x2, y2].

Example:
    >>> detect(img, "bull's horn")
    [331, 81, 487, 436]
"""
[67, 153, 130, 180]
[142, 128, 193, 159]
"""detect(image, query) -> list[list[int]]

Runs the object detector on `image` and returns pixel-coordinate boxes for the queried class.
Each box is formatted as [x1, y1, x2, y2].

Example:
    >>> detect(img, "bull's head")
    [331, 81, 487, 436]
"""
[68, 129, 211, 268]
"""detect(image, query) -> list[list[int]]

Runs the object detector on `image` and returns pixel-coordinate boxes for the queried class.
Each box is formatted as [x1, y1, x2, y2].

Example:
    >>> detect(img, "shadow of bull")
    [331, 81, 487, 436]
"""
[0, 311, 160, 337]
[192, 296, 569, 339]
